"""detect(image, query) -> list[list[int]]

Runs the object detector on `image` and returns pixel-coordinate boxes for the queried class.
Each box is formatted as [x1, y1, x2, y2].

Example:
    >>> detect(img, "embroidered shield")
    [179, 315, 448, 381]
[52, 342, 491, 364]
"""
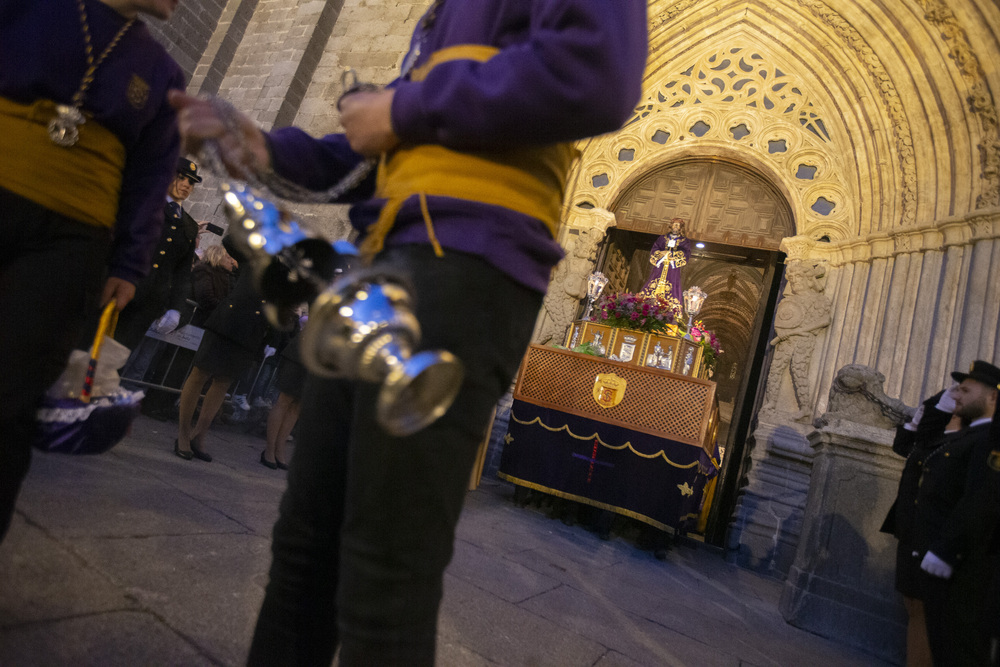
[127, 74, 150, 109]
[592, 372, 626, 408]
[988, 450, 1000, 473]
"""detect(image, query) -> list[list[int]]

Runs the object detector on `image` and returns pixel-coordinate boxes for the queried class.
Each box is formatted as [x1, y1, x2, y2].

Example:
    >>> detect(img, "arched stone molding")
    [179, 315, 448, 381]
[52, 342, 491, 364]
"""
[569, 34, 864, 241]
[570, 0, 999, 247]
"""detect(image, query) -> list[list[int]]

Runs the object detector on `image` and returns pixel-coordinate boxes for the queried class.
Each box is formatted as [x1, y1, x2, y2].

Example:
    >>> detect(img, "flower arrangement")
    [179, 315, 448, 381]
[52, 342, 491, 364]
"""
[589, 292, 681, 334]
[689, 319, 724, 370]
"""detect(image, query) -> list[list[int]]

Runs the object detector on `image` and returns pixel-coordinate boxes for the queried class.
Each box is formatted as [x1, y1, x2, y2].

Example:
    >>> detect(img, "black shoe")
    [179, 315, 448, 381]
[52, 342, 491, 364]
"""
[275, 459, 289, 470]
[259, 451, 278, 470]
[189, 435, 212, 462]
[174, 440, 194, 461]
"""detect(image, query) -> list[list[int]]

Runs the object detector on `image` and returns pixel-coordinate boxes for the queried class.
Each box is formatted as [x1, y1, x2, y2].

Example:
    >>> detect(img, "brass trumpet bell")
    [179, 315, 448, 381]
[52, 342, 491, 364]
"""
[300, 273, 464, 437]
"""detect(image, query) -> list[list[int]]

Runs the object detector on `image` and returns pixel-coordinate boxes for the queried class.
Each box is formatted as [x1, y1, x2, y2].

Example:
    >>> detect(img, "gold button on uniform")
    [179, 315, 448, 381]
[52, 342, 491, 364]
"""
[171, 225, 176, 230]
[152, 263, 159, 268]
[167, 238, 172, 242]
[160, 250, 166, 255]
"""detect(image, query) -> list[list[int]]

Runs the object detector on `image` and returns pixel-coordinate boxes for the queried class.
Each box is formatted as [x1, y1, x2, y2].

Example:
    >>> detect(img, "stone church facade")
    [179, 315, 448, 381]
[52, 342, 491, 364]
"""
[149, 0, 999, 657]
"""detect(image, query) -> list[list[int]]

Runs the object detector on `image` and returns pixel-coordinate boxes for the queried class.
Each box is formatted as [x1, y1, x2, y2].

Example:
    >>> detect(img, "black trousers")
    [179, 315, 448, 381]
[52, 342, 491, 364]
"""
[0, 187, 110, 541]
[247, 245, 542, 666]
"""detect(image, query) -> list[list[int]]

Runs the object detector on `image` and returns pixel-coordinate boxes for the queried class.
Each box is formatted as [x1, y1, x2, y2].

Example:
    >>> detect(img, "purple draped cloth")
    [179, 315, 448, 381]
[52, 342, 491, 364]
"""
[639, 233, 691, 310]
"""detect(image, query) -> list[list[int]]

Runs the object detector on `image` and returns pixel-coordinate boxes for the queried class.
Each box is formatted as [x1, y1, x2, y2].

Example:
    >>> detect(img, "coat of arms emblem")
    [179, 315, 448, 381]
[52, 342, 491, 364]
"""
[127, 74, 150, 109]
[592, 372, 627, 408]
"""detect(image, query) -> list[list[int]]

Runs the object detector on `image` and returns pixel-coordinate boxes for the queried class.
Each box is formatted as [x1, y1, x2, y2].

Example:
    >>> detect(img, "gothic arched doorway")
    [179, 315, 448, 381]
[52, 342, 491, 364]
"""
[599, 158, 794, 545]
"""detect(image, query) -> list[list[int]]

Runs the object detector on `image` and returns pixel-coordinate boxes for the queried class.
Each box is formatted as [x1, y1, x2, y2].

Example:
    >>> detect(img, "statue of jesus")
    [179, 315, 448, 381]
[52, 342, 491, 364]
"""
[639, 217, 690, 313]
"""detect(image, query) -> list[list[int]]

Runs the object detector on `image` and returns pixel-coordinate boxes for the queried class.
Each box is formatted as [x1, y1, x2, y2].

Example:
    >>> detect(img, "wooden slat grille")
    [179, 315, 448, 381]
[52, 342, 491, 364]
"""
[515, 345, 714, 445]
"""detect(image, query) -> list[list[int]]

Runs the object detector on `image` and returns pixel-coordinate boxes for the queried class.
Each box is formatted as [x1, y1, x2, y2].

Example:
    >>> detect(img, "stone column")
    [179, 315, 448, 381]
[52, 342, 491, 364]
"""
[726, 419, 814, 576]
[531, 207, 617, 346]
[779, 365, 910, 664]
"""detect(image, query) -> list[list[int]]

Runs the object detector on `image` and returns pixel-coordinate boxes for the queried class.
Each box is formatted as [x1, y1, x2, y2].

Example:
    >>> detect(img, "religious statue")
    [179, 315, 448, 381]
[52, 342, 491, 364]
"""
[639, 217, 691, 313]
[761, 262, 832, 422]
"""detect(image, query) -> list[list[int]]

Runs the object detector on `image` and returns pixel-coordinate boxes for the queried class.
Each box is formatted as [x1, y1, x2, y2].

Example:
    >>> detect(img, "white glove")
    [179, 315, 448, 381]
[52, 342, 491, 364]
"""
[935, 383, 959, 414]
[153, 309, 181, 334]
[905, 404, 925, 431]
[263, 345, 276, 359]
[920, 551, 953, 579]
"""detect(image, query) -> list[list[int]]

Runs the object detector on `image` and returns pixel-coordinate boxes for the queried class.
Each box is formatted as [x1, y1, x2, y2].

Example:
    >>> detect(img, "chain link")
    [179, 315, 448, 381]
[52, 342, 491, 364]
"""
[201, 97, 376, 206]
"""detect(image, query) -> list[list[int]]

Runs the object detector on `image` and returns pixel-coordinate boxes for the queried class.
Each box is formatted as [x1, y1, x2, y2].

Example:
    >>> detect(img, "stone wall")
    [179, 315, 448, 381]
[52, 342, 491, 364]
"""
[730, 211, 1000, 576]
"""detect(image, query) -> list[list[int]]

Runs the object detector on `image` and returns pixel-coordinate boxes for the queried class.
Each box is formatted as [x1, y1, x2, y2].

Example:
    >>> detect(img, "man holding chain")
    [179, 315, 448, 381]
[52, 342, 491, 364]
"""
[0, 0, 185, 542]
[171, 0, 648, 663]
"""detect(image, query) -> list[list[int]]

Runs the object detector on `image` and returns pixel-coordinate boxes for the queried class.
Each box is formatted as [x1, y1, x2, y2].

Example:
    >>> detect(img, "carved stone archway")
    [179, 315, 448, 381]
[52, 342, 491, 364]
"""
[614, 159, 795, 248]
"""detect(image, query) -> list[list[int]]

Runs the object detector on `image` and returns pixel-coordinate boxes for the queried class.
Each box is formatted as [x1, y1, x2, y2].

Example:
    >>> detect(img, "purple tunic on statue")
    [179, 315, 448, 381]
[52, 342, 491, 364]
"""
[265, 0, 649, 293]
[639, 233, 691, 311]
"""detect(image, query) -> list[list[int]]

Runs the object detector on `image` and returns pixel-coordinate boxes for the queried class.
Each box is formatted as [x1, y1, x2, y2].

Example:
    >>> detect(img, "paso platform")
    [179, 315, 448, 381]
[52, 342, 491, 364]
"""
[498, 345, 719, 532]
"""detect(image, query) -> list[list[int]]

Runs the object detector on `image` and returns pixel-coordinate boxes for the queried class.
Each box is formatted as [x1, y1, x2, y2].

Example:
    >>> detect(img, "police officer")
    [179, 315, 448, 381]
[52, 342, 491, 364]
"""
[115, 157, 202, 351]
[918, 360, 1000, 666]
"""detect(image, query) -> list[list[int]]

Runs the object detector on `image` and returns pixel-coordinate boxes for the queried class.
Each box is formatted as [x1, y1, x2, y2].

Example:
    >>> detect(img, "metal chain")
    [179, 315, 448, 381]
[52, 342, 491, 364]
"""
[202, 97, 376, 205]
[72, 0, 135, 108]
[199, 0, 446, 204]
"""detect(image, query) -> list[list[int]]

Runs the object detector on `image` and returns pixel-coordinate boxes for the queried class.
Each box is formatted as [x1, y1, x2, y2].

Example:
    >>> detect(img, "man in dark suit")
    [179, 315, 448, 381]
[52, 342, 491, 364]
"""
[918, 360, 1000, 666]
[115, 157, 202, 351]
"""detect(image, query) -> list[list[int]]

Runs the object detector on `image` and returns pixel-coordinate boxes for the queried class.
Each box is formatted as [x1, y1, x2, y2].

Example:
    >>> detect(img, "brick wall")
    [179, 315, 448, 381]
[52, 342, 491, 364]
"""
[148, 0, 432, 240]
[144, 1, 228, 83]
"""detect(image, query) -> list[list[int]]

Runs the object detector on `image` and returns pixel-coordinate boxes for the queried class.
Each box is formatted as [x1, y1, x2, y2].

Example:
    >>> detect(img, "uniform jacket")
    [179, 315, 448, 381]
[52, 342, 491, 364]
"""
[930, 421, 1000, 566]
[265, 0, 648, 293]
[911, 422, 990, 560]
[113, 202, 198, 348]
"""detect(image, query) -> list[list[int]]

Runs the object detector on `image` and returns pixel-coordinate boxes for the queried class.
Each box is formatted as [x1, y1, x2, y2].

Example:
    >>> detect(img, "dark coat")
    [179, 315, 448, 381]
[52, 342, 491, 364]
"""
[201, 235, 276, 352]
[911, 422, 990, 559]
[881, 391, 951, 537]
[203, 265, 270, 351]
[190, 261, 235, 326]
[114, 201, 199, 349]
[925, 419, 999, 667]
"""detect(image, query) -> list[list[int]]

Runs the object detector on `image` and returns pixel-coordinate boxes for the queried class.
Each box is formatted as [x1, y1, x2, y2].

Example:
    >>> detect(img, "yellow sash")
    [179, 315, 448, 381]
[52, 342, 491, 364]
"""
[361, 45, 578, 260]
[0, 97, 125, 228]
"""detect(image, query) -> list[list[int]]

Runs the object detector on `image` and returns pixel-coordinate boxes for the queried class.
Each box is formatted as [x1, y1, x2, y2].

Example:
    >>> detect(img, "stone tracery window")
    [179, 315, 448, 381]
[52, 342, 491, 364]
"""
[649, 48, 832, 143]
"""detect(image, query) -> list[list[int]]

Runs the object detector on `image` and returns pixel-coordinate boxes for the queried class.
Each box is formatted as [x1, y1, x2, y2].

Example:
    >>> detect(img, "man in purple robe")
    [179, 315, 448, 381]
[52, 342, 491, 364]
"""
[171, 1, 649, 663]
[0, 0, 184, 542]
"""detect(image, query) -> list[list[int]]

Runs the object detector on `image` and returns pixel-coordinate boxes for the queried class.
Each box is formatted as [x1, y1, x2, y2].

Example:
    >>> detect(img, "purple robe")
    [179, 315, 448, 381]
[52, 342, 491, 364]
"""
[639, 233, 691, 310]
[1, 0, 184, 284]
[265, 0, 649, 293]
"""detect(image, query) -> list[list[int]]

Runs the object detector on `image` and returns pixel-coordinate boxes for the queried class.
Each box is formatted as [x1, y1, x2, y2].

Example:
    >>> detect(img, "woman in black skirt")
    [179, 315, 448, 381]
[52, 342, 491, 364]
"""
[261, 325, 306, 470]
[174, 238, 274, 461]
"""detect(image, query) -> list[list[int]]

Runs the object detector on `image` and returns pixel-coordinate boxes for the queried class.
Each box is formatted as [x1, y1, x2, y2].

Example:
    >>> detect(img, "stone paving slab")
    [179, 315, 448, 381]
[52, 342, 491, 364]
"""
[0, 610, 212, 666]
[0, 415, 894, 666]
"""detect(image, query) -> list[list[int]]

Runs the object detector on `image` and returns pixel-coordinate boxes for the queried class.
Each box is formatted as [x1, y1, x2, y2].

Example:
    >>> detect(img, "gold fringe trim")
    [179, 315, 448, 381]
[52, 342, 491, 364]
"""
[497, 472, 675, 532]
[509, 410, 699, 469]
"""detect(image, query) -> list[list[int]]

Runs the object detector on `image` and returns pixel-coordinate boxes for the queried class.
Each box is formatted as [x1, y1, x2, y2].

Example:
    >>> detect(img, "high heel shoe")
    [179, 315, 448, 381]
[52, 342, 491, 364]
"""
[190, 435, 212, 462]
[174, 439, 194, 461]
[259, 451, 278, 470]
[275, 458, 289, 471]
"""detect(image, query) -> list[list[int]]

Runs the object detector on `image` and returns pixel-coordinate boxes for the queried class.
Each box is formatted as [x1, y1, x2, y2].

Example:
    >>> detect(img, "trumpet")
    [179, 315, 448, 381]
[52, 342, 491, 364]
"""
[221, 183, 464, 436]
